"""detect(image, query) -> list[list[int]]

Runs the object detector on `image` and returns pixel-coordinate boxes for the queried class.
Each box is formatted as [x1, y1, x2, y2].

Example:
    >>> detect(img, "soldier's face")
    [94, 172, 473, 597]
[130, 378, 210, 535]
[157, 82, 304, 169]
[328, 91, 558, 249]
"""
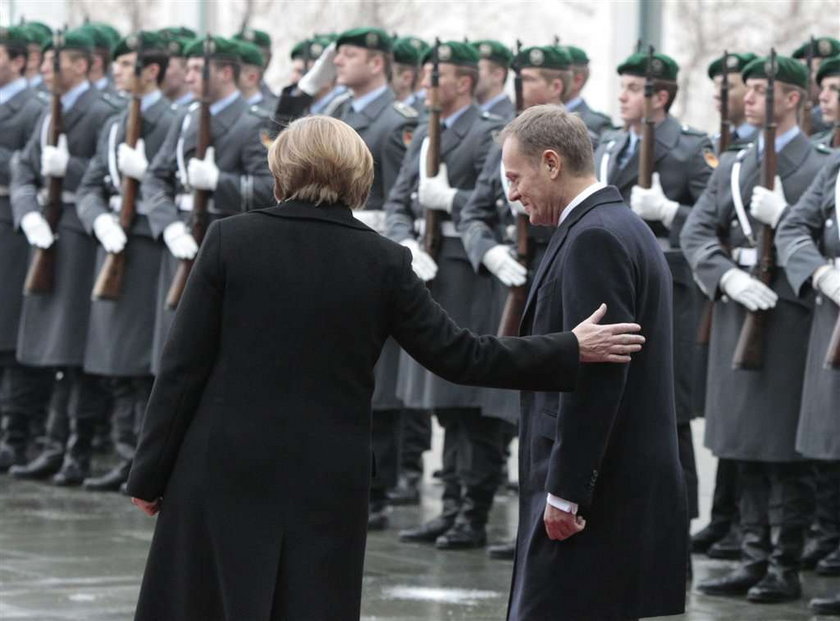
[712, 74, 747, 121]
[186, 57, 204, 97]
[422, 63, 468, 108]
[334, 45, 375, 89]
[112, 52, 136, 92]
[502, 136, 558, 226]
[521, 68, 563, 108]
[618, 76, 645, 123]
[743, 78, 793, 126]
[475, 59, 502, 100]
[26, 43, 42, 76]
[819, 76, 840, 122]
[0, 46, 14, 87]
[163, 56, 187, 94]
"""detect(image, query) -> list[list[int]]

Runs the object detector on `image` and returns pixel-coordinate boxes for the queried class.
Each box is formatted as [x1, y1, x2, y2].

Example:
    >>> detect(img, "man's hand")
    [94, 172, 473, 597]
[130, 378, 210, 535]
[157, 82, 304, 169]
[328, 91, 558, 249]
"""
[418, 163, 457, 213]
[750, 175, 787, 228]
[131, 497, 161, 516]
[41, 134, 69, 178]
[482, 244, 527, 287]
[163, 221, 199, 260]
[297, 42, 337, 96]
[117, 139, 148, 180]
[188, 147, 219, 191]
[719, 267, 777, 311]
[401, 238, 438, 282]
[630, 172, 679, 228]
[572, 303, 644, 363]
[20, 211, 55, 249]
[544, 502, 586, 541]
[93, 213, 127, 254]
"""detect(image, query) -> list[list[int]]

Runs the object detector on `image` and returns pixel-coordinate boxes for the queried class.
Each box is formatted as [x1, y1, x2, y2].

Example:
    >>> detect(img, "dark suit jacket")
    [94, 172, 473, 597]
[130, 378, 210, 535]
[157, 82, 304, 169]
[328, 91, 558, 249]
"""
[127, 200, 580, 621]
[508, 186, 687, 620]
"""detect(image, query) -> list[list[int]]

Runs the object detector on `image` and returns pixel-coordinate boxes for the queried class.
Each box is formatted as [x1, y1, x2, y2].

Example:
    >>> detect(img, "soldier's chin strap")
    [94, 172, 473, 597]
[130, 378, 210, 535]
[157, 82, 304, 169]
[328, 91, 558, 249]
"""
[730, 147, 755, 246]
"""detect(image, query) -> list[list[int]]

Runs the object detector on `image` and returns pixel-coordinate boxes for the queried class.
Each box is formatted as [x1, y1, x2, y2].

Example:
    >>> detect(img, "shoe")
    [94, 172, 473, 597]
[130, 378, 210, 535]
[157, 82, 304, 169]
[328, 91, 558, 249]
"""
[83, 464, 130, 492]
[487, 541, 515, 560]
[691, 522, 729, 554]
[9, 452, 63, 480]
[810, 595, 840, 615]
[387, 476, 420, 506]
[52, 459, 90, 487]
[746, 571, 801, 603]
[399, 515, 454, 543]
[697, 567, 765, 596]
[707, 528, 742, 560]
[801, 536, 838, 570]
[435, 523, 487, 550]
[818, 548, 840, 576]
[368, 507, 389, 531]
[0, 444, 28, 473]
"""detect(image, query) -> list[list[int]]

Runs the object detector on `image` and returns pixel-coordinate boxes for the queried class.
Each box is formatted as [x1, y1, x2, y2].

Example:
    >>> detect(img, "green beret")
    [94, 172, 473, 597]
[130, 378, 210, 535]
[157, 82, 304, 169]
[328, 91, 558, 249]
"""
[159, 27, 197, 41]
[564, 45, 589, 65]
[290, 37, 328, 60]
[817, 54, 840, 84]
[617, 51, 679, 81]
[392, 36, 428, 66]
[235, 40, 264, 67]
[792, 37, 840, 60]
[514, 45, 571, 70]
[78, 24, 115, 51]
[742, 55, 808, 89]
[421, 40, 479, 67]
[336, 27, 392, 53]
[111, 30, 167, 60]
[89, 22, 120, 46]
[22, 21, 52, 45]
[233, 28, 271, 49]
[160, 36, 192, 57]
[707, 52, 757, 79]
[471, 39, 513, 68]
[0, 26, 31, 53]
[184, 36, 241, 62]
[43, 28, 95, 54]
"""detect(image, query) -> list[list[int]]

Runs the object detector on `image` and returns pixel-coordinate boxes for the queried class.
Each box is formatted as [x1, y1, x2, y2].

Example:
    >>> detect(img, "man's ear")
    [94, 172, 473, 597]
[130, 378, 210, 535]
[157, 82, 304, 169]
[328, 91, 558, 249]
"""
[543, 150, 562, 179]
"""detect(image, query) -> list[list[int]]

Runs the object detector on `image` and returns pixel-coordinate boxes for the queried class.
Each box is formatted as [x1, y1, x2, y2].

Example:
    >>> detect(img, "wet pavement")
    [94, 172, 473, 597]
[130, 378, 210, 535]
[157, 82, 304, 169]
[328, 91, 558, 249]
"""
[2, 421, 840, 620]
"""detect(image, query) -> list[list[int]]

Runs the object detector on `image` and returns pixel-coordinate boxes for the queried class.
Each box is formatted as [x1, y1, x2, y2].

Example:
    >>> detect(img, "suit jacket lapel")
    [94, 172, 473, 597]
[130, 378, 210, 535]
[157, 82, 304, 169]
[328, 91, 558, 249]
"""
[441, 105, 478, 159]
[777, 132, 811, 183]
[211, 95, 246, 139]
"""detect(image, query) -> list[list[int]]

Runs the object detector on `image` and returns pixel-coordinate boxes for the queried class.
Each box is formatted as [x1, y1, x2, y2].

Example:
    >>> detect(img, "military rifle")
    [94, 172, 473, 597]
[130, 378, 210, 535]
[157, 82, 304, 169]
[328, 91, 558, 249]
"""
[497, 40, 530, 337]
[423, 38, 443, 264]
[638, 45, 655, 191]
[24, 28, 65, 295]
[165, 34, 213, 309]
[92, 35, 144, 300]
[803, 36, 814, 136]
[733, 49, 778, 370]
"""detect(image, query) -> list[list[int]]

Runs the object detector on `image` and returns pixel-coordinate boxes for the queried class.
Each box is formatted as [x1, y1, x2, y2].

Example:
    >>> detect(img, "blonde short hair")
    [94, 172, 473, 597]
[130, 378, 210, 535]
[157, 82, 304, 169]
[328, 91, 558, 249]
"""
[267, 115, 373, 210]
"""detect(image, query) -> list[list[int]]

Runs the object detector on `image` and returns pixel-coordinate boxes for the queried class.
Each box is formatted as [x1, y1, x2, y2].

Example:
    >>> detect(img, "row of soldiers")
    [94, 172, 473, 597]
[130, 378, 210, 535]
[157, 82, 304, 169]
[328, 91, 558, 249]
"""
[1, 18, 839, 614]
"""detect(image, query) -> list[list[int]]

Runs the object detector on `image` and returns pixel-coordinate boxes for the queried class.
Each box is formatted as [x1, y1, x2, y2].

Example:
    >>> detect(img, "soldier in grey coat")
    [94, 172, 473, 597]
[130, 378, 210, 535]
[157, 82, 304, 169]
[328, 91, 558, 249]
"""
[143, 36, 274, 377]
[75, 32, 179, 492]
[564, 45, 614, 136]
[684, 55, 832, 603]
[9, 29, 120, 486]
[472, 40, 515, 122]
[386, 41, 505, 550]
[0, 27, 55, 472]
[235, 41, 278, 114]
[811, 55, 839, 149]
[777, 151, 840, 615]
[595, 52, 713, 541]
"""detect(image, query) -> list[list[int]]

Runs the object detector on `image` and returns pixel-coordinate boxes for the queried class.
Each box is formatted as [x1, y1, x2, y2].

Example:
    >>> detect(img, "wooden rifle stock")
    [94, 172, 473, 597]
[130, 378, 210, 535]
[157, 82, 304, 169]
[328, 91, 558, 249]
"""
[733, 49, 777, 370]
[638, 45, 656, 190]
[92, 41, 144, 300]
[24, 30, 65, 296]
[423, 39, 443, 262]
[166, 34, 213, 309]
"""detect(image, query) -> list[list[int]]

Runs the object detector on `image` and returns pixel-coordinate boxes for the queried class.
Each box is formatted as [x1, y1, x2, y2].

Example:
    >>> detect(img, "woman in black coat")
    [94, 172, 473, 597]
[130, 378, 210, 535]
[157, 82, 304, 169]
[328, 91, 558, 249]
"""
[126, 116, 644, 621]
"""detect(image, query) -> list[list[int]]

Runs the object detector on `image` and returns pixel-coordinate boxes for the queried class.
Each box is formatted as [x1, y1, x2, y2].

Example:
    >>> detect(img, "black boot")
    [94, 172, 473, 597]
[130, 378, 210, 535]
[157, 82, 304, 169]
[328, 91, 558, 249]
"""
[707, 526, 742, 560]
[691, 521, 729, 553]
[0, 443, 28, 473]
[801, 534, 838, 570]
[435, 522, 487, 550]
[810, 595, 840, 615]
[487, 541, 516, 560]
[697, 525, 769, 596]
[399, 514, 455, 543]
[9, 450, 63, 480]
[83, 461, 131, 492]
[52, 457, 90, 487]
[746, 525, 804, 603]
[387, 474, 420, 506]
[817, 545, 840, 575]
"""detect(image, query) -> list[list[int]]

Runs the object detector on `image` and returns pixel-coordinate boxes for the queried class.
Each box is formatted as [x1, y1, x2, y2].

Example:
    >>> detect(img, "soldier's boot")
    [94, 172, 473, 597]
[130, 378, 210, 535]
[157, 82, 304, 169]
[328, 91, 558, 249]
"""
[747, 526, 804, 603]
[0, 411, 31, 473]
[435, 487, 493, 550]
[52, 417, 95, 487]
[387, 473, 421, 506]
[803, 462, 840, 569]
[9, 445, 64, 480]
[398, 499, 459, 543]
[83, 460, 131, 492]
[707, 525, 742, 560]
[810, 594, 840, 615]
[691, 522, 730, 554]
[697, 525, 768, 596]
[487, 541, 516, 560]
[817, 543, 840, 575]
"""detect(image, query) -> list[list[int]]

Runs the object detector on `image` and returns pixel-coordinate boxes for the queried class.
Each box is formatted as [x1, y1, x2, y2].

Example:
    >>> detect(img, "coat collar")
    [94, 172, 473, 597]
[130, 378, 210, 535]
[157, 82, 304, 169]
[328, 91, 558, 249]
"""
[253, 200, 374, 232]
[0, 85, 34, 122]
[440, 103, 479, 159]
[211, 94, 247, 136]
[62, 85, 101, 133]
[521, 185, 625, 331]
[345, 87, 395, 132]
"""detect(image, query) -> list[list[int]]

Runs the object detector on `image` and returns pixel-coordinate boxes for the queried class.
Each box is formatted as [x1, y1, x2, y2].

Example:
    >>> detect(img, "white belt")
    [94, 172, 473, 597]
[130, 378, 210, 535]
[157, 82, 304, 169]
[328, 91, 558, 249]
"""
[0, 185, 9, 197]
[176, 193, 214, 213]
[37, 189, 76, 204]
[732, 247, 757, 268]
[414, 218, 459, 239]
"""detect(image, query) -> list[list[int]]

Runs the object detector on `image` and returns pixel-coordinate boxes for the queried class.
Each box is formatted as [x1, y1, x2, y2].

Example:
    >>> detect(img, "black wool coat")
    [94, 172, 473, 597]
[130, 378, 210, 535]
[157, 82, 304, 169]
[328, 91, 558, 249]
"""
[127, 200, 581, 621]
[508, 186, 687, 621]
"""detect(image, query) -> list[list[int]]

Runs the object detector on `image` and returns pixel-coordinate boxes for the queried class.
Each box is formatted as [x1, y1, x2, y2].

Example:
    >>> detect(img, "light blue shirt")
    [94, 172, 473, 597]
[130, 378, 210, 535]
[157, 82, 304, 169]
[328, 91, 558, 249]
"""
[442, 104, 471, 129]
[350, 84, 388, 113]
[310, 85, 348, 115]
[757, 125, 800, 156]
[564, 96, 583, 112]
[479, 92, 508, 113]
[734, 122, 757, 140]
[0, 77, 29, 105]
[247, 92, 264, 105]
[174, 92, 194, 107]
[28, 74, 43, 89]
[209, 91, 241, 116]
[62, 81, 91, 112]
[94, 76, 110, 91]
[141, 90, 163, 112]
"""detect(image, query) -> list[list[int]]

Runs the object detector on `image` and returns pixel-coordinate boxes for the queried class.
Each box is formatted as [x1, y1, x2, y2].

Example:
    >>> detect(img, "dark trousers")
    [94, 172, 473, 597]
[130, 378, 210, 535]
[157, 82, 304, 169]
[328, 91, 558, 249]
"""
[810, 461, 840, 549]
[677, 422, 699, 519]
[399, 408, 431, 479]
[0, 358, 54, 451]
[63, 369, 112, 464]
[738, 460, 816, 572]
[709, 458, 741, 531]
[106, 376, 153, 463]
[437, 407, 506, 527]
[370, 409, 401, 506]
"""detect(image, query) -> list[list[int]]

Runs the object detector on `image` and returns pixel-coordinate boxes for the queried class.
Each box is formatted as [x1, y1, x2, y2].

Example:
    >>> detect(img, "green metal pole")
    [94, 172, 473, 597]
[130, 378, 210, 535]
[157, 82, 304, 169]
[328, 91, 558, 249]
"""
[638, 0, 663, 51]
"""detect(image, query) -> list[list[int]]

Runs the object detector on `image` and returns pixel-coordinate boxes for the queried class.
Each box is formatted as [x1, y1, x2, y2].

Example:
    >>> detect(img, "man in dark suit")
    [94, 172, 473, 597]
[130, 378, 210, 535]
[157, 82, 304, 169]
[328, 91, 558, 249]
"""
[501, 105, 687, 620]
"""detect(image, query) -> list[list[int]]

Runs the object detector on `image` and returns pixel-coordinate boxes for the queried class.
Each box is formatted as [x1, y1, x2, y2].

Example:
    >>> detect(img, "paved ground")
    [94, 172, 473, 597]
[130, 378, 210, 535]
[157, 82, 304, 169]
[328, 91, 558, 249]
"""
[2, 420, 839, 620]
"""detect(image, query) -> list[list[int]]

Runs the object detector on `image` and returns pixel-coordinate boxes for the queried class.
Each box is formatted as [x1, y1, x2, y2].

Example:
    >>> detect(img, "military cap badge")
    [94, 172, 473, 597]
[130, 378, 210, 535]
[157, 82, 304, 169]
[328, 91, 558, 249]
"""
[410, 38, 422, 50]
[126, 34, 139, 50]
[651, 57, 664, 76]
[819, 38, 832, 56]
[529, 48, 545, 66]
[764, 58, 777, 76]
[243, 28, 256, 42]
[311, 42, 324, 56]
[366, 32, 379, 48]
[726, 55, 739, 69]
[438, 44, 452, 61]
[479, 43, 492, 58]
[168, 40, 180, 55]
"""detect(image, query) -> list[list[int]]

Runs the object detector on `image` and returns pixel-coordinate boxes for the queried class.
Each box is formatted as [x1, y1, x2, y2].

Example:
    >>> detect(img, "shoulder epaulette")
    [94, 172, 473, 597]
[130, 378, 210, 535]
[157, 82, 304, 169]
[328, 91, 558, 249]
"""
[249, 105, 271, 119]
[393, 101, 418, 119]
[99, 92, 124, 110]
[680, 124, 706, 137]
[35, 91, 50, 104]
[187, 101, 201, 112]
[481, 111, 503, 121]
[816, 143, 832, 154]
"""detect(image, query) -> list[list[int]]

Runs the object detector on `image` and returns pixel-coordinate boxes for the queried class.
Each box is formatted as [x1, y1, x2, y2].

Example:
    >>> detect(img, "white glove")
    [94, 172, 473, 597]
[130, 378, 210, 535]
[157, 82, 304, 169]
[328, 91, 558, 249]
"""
[750, 175, 787, 228]
[630, 172, 679, 228]
[93, 213, 127, 254]
[482, 244, 527, 287]
[187, 147, 219, 191]
[814, 265, 840, 307]
[20, 211, 55, 249]
[41, 134, 69, 178]
[719, 267, 778, 311]
[352, 209, 385, 233]
[400, 238, 438, 282]
[418, 163, 457, 213]
[117, 139, 148, 181]
[163, 221, 198, 260]
[297, 42, 337, 96]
